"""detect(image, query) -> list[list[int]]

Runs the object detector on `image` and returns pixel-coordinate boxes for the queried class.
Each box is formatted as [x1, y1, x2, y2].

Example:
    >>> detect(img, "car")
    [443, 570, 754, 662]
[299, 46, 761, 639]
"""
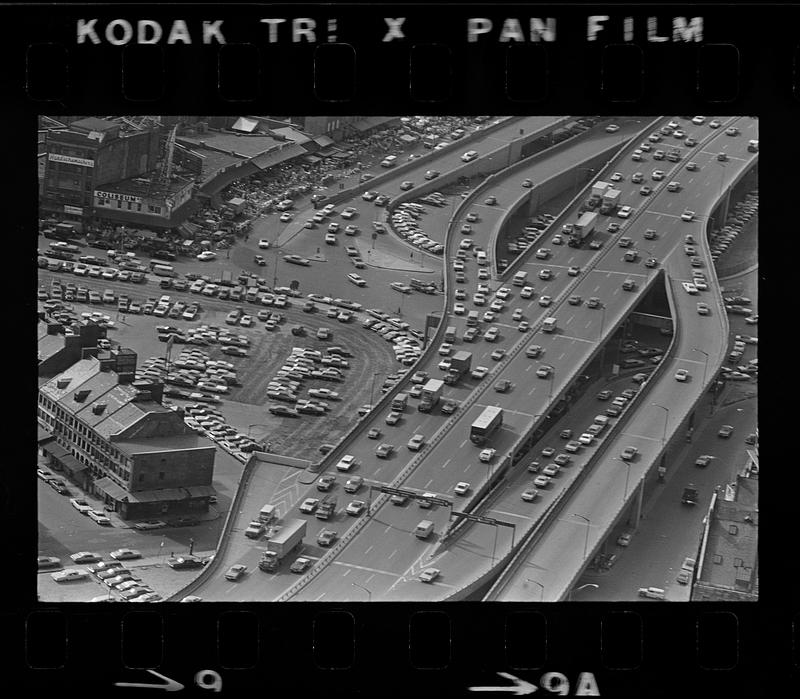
[346, 500, 366, 516]
[538, 269, 553, 281]
[522, 345, 542, 360]
[484, 195, 497, 205]
[419, 567, 441, 583]
[52, 568, 89, 583]
[366, 427, 382, 440]
[385, 410, 402, 426]
[533, 475, 551, 488]
[681, 209, 695, 221]
[651, 169, 665, 181]
[536, 365, 552, 379]
[290, 557, 313, 574]
[631, 171, 644, 184]
[299, 497, 321, 514]
[317, 529, 338, 547]
[70, 551, 102, 564]
[37, 556, 61, 570]
[578, 432, 595, 446]
[542, 464, 560, 477]
[723, 124, 736, 134]
[718, 424, 734, 438]
[605, 124, 620, 133]
[609, 172, 624, 182]
[69, 498, 93, 514]
[674, 368, 690, 382]
[109, 548, 141, 561]
[494, 379, 511, 393]
[196, 251, 217, 261]
[225, 564, 247, 581]
[520, 488, 540, 502]
[471, 366, 489, 380]
[454, 482, 470, 496]
[535, 247, 550, 260]
[375, 443, 394, 459]
[560, 429, 573, 440]
[490, 349, 506, 361]
[616, 533, 633, 547]
[479, 448, 497, 463]
[696, 302, 710, 316]
[407, 434, 425, 451]
[258, 238, 271, 249]
[424, 170, 440, 180]
[565, 440, 582, 453]
[597, 390, 613, 401]
[621, 446, 638, 461]
[317, 474, 336, 492]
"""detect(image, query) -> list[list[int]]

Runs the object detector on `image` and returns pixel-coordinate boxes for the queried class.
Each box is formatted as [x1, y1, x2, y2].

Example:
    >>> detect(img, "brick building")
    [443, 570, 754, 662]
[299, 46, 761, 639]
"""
[38, 347, 216, 520]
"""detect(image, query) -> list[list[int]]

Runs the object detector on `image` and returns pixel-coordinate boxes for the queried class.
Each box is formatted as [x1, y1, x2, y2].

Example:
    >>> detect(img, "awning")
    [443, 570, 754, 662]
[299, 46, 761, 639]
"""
[351, 116, 400, 132]
[332, 151, 352, 159]
[44, 442, 69, 459]
[94, 476, 129, 501]
[303, 154, 322, 164]
[316, 147, 340, 157]
[60, 452, 88, 473]
[314, 135, 334, 148]
[38, 426, 55, 444]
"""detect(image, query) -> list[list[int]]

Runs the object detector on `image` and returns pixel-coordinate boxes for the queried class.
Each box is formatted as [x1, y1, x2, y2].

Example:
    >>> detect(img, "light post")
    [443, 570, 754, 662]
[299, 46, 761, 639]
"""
[542, 365, 555, 402]
[569, 583, 599, 601]
[652, 403, 669, 445]
[615, 456, 633, 501]
[572, 513, 591, 561]
[692, 348, 710, 389]
[351, 582, 372, 602]
[526, 578, 544, 602]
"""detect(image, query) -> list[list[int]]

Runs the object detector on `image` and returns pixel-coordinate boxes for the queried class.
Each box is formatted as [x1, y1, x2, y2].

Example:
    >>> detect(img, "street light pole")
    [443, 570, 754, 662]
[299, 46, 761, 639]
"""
[572, 513, 591, 561]
[526, 578, 544, 602]
[350, 582, 372, 602]
[652, 403, 669, 445]
[569, 582, 599, 601]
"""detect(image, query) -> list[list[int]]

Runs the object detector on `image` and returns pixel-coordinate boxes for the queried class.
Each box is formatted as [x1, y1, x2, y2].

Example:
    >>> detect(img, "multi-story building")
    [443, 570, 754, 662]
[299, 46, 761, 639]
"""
[38, 315, 107, 378]
[38, 347, 216, 520]
[40, 117, 161, 231]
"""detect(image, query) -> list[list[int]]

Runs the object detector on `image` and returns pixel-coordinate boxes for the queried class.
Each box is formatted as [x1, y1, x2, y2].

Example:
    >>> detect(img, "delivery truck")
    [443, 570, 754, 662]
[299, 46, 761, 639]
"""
[391, 393, 409, 412]
[569, 211, 597, 247]
[418, 378, 444, 412]
[258, 518, 307, 572]
[444, 351, 472, 385]
[415, 520, 435, 539]
[599, 188, 621, 215]
[681, 484, 699, 505]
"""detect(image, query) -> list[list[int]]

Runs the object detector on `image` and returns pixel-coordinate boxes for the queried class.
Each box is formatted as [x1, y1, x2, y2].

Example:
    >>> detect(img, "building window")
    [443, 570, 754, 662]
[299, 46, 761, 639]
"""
[734, 557, 744, 567]
[728, 524, 738, 536]
[159, 472, 165, 480]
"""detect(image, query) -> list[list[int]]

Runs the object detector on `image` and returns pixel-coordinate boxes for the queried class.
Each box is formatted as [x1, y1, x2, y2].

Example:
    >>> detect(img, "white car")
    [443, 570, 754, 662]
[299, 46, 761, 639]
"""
[479, 448, 496, 463]
[336, 454, 357, 472]
[258, 238, 272, 249]
[681, 210, 695, 221]
[471, 366, 489, 379]
[454, 482, 470, 496]
[453, 303, 466, 315]
[578, 433, 594, 445]
[605, 124, 620, 133]
[51, 568, 89, 582]
[617, 206, 633, 218]
[196, 251, 217, 261]
[109, 548, 142, 561]
[675, 368, 690, 382]
[419, 568, 441, 583]
[616, 533, 633, 547]
[299, 497, 320, 514]
[521, 488, 538, 502]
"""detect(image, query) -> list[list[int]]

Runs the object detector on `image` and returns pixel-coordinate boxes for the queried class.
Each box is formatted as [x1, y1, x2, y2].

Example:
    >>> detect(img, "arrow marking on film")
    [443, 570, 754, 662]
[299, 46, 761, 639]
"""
[469, 672, 537, 695]
[115, 670, 184, 691]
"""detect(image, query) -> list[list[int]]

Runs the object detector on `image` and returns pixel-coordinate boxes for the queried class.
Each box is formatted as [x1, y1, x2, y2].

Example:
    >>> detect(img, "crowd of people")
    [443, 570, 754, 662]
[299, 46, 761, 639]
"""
[221, 116, 488, 216]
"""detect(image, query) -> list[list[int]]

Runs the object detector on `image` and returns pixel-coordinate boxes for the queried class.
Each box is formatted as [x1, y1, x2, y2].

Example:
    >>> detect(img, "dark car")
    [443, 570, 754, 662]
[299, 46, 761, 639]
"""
[168, 556, 206, 570]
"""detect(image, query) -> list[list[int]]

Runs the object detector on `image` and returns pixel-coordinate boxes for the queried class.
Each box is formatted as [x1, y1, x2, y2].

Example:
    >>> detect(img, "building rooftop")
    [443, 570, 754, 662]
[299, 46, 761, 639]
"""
[177, 131, 282, 159]
[271, 126, 311, 145]
[95, 172, 193, 199]
[112, 432, 214, 456]
[41, 357, 174, 440]
[38, 320, 65, 364]
[70, 117, 119, 133]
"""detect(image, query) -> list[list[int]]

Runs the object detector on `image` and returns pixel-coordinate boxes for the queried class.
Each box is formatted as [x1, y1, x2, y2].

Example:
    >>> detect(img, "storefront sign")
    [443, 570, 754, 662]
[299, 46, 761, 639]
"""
[95, 190, 142, 203]
[64, 206, 84, 215]
[48, 153, 94, 167]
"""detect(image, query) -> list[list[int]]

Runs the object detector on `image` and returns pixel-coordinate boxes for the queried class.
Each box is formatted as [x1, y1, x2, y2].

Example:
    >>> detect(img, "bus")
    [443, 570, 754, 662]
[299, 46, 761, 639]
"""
[470, 406, 504, 445]
[512, 271, 528, 287]
[151, 264, 176, 277]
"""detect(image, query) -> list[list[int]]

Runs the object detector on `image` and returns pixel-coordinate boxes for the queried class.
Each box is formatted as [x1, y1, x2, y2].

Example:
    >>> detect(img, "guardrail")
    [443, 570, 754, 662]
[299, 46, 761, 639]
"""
[166, 454, 259, 601]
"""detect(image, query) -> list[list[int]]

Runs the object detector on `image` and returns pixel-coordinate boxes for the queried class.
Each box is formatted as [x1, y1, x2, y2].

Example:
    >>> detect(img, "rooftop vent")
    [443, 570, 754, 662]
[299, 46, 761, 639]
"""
[56, 378, 71, 389]
[92, 403, 107, 415]
[73, 389, 91, 402]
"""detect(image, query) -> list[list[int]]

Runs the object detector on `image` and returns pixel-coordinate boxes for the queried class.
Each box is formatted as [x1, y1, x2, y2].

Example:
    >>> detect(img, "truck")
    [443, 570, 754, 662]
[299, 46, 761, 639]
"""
[681, 484, 699, 505]
[599, 188, 621, 215]
[245, 520, 265, 539]
[258, 518, 307, 572]
[391, 393, 409, 412]
[415, 520, 435, 539]
[219, 270, 235, 287]
[586, 181, 611, 208]
[315, 496, 337, 521]
[542, 317, 557, 333]
[258, 504, 276, 523]
[470, 406, 504, 445]
[568, 211, 597, 247]
[418, 378, 444, 412]
[444, 351, 472, 385]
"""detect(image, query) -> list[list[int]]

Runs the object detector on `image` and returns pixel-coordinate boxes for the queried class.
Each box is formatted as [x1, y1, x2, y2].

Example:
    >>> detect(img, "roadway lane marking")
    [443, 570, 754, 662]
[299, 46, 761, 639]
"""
[425, 478, 433, 488]
[554, 334, 595, 344]
[315, 592, 327, 601]
[558, 352, 565, 360]
[388, 549, 398, 559]
[365, 574, 376, 584]
[504, 408, 543, 419]
[341, 568, 351, 577]
[332, 561, 401, 578]
[384, 525, 392, 533]
[442, 458, 452, 468]
[364, 545, 373, 555]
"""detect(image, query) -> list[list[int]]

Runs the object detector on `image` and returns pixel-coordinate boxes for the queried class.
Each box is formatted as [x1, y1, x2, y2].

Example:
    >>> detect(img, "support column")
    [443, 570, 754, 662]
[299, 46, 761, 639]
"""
[634, 480, 644, 523]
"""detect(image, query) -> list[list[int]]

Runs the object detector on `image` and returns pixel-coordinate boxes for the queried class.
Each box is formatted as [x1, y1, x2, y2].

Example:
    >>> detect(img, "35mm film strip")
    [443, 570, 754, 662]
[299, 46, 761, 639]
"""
[5, 2, 792, 696]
